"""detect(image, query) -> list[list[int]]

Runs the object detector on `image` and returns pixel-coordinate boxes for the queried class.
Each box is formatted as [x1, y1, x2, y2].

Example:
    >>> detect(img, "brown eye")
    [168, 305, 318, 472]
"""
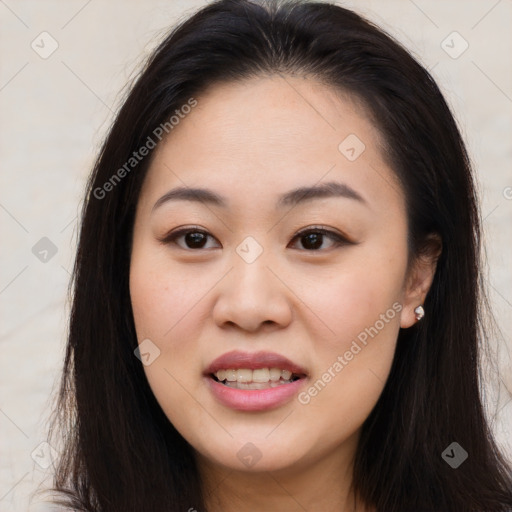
[289, 227, 350, 251]
[182, 231, 209, 249]
[159, 225, 351, 252]
[159, 227, 220, 250]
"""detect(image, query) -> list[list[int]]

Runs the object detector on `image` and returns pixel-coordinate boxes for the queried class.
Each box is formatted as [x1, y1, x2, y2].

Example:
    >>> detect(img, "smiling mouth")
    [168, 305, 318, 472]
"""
[210, 368, 304, 390]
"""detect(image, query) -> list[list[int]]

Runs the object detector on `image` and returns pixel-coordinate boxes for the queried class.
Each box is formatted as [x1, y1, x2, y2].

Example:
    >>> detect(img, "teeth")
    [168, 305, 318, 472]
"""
[236, 369, 252, 383]
[269, 368, 281, 381]
[214, 367, 299, 385]
[252, 368, 270, 382]
[224, 380, 294, 390]
[225, 369, 237, 382]
[281, 369, 292, 380]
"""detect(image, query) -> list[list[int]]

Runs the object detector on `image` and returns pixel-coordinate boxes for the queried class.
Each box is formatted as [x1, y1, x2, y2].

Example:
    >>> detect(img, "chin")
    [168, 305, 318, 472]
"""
[191, 429, 315, 473]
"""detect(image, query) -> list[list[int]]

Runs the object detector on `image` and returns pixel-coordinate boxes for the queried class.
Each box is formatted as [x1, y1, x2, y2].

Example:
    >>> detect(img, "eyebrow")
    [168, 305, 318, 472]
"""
[152, 180, 367, 213]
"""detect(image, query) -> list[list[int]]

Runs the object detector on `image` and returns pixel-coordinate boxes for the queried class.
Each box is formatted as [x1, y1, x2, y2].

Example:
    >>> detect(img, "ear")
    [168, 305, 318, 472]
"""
[400, 233, 442, 328]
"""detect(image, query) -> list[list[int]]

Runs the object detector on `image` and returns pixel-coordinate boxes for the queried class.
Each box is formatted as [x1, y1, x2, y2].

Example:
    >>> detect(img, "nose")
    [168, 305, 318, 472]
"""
[211, 249, 293, 332]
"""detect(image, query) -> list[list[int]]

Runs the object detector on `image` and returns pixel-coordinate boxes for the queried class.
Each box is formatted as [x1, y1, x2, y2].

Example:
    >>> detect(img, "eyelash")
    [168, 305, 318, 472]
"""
[158, 225, 352, 252]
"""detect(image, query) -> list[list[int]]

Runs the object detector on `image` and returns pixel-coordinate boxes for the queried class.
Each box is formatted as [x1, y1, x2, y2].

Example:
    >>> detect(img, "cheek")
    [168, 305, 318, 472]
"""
[129, 253, 210, 432]
[294, 245, 406, 347]
[129, 241, 226, 385]
[129, 244, 208, 341]
[291, 246, 406, 433]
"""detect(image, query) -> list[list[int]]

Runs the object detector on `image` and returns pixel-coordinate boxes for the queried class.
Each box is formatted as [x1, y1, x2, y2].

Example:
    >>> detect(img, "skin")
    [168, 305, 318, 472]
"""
[129, 74, 439, 512]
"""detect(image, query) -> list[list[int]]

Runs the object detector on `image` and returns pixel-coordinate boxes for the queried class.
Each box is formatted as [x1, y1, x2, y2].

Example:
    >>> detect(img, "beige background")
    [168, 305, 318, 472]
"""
[1, 0, 511, 509]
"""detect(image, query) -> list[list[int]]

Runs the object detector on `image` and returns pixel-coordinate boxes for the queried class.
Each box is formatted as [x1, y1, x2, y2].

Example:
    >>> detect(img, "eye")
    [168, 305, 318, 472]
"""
[158, 226, 220, 250]
[158, 225, 352, 251]
[288, 226, 351, 251]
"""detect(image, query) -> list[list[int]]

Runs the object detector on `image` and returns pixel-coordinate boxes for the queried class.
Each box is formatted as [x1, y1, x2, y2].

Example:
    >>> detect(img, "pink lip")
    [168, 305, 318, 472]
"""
[204, 350, 307, 375]
[206, 376, 306, 411]
[204, 350, 308, 412]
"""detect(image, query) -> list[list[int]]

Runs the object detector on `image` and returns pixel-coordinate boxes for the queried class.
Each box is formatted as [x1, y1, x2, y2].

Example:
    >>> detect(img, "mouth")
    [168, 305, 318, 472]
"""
[204, 350, 308, 411]
[210, 367, 304, 390]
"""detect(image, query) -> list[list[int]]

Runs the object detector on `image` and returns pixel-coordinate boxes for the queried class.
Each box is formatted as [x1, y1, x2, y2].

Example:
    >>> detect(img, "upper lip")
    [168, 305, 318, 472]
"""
[205, 350, 308, 376]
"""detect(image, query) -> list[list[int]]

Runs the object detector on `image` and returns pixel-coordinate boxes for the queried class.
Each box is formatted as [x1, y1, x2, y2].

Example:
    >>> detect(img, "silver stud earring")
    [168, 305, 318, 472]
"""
[414, 305, 425, 321]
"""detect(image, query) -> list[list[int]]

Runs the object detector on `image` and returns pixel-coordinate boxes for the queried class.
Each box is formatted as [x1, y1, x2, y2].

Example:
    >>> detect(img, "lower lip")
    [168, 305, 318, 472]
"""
[205, 376, 306, 411]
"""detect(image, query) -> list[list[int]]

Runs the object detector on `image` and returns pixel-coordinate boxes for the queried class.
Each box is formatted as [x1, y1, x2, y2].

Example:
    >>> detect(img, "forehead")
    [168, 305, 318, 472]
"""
[141, 75, 404, 215]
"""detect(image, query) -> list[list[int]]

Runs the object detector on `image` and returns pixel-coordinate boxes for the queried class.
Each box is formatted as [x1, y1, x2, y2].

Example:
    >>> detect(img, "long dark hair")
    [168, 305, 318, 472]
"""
[48, 0, 512, 510]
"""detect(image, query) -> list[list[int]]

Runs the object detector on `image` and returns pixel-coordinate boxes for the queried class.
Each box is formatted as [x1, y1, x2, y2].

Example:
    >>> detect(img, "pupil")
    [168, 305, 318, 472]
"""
[184, 232, 323, 250]
[186, 232, 206, 248]
[303, 233, 322, 250]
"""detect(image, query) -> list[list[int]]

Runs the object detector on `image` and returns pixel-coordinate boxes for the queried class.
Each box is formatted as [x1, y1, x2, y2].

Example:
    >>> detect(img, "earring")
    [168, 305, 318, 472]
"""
[414, 305, 425, 321]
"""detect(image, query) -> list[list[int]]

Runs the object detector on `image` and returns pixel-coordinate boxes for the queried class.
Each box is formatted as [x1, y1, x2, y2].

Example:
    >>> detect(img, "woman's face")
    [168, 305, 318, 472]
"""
[130, 75, 429, 474]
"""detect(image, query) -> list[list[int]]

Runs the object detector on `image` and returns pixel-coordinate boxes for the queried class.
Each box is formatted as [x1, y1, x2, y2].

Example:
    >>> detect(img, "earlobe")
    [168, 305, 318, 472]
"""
[400, 233, 442, 329]
[414, 305, 425, 321]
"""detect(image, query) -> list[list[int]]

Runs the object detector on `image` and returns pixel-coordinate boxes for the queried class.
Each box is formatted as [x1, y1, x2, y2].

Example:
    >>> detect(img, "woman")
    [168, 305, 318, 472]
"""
[49, 0, 512, 510]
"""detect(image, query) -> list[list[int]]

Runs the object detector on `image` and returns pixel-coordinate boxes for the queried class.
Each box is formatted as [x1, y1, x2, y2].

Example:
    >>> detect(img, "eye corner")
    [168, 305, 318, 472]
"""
[290, 226, 354, 252]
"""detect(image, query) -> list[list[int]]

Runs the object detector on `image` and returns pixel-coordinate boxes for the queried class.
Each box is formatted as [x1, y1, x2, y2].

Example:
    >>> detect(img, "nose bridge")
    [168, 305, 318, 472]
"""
[212, 234, 292, 330]
[231, 234, 275, 299]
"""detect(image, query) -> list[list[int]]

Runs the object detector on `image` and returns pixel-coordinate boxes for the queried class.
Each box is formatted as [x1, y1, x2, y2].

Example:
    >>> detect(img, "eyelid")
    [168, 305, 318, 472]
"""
[291, 225, 352, 247]
[157, 225, 217, 246]
[157, 224, 353, 250]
